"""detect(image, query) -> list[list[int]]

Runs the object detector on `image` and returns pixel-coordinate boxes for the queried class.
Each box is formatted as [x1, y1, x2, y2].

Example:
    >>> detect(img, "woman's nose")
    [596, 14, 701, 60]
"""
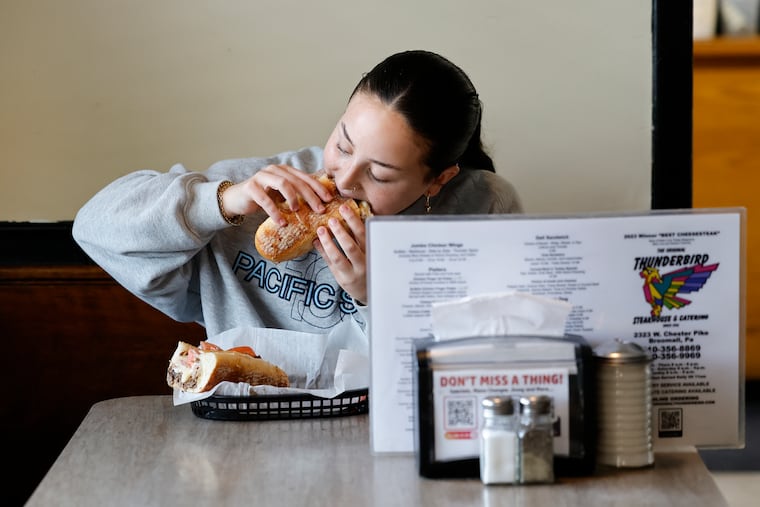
[333, 164, 362, 193]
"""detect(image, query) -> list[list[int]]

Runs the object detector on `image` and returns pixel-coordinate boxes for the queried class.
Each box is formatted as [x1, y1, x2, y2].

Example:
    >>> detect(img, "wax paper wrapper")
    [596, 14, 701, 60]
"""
[430, 290, 572, 340]
[172, 318, 368, 405]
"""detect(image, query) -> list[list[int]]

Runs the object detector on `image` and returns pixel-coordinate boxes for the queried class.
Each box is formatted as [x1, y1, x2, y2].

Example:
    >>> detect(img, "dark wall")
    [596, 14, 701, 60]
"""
[0, 222, 206, 506]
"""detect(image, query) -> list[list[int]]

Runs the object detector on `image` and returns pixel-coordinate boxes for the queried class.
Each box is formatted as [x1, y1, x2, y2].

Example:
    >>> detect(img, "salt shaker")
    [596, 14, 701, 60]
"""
[594, 339, 654, 468]
[480, 396, 517, 484]
[516, 395, 555, 484]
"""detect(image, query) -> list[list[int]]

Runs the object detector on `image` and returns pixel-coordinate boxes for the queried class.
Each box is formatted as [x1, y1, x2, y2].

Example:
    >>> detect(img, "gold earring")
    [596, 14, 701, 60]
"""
[425, 194, 432, 214]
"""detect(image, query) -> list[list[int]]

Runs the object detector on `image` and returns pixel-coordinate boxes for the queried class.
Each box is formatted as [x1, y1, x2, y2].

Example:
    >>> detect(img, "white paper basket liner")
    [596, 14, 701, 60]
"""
[172, 319, 368, 406]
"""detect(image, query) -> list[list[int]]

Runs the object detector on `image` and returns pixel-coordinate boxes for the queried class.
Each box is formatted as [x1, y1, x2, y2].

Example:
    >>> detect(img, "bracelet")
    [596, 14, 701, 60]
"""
[216, 180, 245, 226]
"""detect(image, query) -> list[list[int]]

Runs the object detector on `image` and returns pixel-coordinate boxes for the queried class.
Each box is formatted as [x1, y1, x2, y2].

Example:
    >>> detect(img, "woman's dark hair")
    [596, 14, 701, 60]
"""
[350, 50, 495, 176]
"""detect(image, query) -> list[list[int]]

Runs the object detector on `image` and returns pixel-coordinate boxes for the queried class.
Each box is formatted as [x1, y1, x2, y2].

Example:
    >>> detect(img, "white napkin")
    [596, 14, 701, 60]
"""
[430, 290, 572, 340]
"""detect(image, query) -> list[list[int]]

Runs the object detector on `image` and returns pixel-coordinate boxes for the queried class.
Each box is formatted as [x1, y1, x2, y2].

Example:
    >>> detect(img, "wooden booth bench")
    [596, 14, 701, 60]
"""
[0, 221, 206, 506]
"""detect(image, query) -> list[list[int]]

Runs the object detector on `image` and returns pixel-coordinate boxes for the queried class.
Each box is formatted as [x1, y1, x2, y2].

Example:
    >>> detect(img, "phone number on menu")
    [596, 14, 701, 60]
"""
[647, 344, 701, 360]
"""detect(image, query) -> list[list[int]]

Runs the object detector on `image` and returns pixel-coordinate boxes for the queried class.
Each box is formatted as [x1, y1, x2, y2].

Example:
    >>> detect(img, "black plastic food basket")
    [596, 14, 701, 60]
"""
[190, 388, 368, 421]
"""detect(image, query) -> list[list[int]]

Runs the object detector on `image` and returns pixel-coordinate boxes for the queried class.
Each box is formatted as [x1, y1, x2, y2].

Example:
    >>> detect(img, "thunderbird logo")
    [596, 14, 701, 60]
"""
[639, 263, 719, 317]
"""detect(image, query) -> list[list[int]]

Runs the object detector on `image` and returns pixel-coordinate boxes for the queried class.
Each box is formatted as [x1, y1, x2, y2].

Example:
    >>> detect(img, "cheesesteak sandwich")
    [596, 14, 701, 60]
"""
[166, 340, 290, 393]
[254, 173, 372, 263]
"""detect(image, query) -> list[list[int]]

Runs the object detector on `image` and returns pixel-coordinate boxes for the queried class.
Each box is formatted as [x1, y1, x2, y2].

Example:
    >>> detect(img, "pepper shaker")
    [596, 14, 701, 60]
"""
[594, 339, 654, 468]
[516, 395, 555, 484]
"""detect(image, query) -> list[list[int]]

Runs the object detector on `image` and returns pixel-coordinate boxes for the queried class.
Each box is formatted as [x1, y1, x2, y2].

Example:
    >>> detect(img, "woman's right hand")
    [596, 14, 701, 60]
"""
[219, 165, 336, 226]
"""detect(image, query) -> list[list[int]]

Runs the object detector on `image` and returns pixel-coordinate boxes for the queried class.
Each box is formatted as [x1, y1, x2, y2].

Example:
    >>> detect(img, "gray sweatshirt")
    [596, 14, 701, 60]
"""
[72, 146, 523, 339]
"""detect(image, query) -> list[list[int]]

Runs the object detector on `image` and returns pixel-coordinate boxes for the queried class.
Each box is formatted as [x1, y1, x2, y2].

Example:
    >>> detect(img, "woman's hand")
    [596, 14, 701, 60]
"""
[313, 204, 368, 305]
[219, 165, 335, 226]
[221, 165, 368, 303]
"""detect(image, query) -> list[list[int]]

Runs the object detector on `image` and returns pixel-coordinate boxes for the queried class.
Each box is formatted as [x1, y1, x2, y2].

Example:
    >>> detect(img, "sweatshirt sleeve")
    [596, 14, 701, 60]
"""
[72, 164, 229, 323]
[73, 147, 323, 325]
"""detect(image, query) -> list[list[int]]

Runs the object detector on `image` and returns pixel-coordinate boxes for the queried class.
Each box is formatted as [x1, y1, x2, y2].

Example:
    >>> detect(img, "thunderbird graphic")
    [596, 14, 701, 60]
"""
[639, 263, 719, 317]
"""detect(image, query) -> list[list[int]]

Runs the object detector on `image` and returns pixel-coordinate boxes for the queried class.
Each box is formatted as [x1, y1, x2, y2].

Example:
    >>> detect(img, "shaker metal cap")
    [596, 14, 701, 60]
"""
[593, 338, 650, 364]
[482, 396, 515, 416]
[518, 395, 553, 415]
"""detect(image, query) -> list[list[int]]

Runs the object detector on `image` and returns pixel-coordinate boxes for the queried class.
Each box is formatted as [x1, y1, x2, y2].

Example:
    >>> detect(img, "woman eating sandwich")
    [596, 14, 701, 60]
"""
[72, 50, 523, 344]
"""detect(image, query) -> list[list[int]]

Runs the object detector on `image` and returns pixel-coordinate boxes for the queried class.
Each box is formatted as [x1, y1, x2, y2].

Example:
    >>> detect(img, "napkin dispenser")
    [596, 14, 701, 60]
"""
[413, 334, 596, 479]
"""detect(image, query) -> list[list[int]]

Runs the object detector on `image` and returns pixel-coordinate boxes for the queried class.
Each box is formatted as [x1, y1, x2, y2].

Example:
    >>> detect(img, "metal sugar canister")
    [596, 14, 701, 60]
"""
[594, 339, 654, 468]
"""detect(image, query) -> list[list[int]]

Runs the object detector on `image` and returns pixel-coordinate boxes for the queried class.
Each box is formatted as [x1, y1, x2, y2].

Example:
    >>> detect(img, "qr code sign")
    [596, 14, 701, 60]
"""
[658, 407, 683, 438]
[444, 397, 476, 430]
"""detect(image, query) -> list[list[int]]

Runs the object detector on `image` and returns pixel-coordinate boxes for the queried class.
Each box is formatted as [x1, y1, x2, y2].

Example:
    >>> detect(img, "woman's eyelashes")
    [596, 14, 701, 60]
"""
[367, 169, 388, 183]
[335, 142, 390, 183]
[336, 142, 350, 155]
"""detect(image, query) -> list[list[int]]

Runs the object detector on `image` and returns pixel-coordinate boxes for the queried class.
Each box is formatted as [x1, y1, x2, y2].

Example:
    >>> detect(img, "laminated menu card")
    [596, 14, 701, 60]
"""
[366, 209, 745, 455]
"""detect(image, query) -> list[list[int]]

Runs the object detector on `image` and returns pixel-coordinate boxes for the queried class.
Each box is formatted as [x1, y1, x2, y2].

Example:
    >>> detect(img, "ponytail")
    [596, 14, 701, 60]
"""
[457, 116, 495, 173]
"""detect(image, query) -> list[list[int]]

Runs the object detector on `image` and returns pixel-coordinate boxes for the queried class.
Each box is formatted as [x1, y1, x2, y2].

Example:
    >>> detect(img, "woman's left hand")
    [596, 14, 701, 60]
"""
[313, 203, 368, 305]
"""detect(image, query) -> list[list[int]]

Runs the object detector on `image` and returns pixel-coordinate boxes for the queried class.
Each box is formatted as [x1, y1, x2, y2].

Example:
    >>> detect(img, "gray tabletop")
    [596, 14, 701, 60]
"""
[27, 395, 728, 507]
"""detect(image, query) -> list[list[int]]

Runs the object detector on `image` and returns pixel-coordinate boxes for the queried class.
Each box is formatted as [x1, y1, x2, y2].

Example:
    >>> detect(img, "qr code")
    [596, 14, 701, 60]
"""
[658, 407, 683, 438]
[445, 397, 476, 429]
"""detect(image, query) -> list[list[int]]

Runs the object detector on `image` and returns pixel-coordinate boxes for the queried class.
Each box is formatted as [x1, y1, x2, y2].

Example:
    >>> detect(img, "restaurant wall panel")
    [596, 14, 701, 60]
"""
[692, 36, 760, 380]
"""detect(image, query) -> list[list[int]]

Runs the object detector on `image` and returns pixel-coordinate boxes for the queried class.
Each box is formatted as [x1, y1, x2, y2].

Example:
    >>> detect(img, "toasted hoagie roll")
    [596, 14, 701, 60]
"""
[254, 173, 372, 263]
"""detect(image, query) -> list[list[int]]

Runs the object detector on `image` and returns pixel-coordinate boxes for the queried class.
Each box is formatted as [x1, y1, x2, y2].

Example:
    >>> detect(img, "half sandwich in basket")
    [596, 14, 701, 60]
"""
[166, 340, 290, 393]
